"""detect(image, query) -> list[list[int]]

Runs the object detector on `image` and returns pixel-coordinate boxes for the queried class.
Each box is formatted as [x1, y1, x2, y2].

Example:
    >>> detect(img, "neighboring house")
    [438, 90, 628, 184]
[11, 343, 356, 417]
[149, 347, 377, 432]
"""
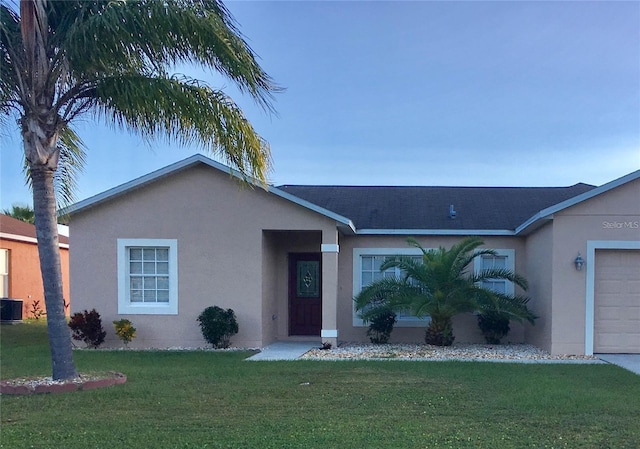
[65, 155, 640, 355]
[0, 214, 71, 319]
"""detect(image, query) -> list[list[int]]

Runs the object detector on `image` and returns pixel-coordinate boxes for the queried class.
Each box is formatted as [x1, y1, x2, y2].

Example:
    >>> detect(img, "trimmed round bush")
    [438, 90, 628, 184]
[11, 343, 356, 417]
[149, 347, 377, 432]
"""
[197, 306, 239, 349]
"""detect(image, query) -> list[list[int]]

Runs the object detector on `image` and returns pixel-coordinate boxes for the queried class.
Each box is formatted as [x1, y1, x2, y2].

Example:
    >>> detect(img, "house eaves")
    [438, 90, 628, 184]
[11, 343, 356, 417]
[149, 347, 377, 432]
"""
[62, 154, 356, 234]
[515, 169, 640, 235]
[1, 214, 69, 248]
[0, 232, 70, 249]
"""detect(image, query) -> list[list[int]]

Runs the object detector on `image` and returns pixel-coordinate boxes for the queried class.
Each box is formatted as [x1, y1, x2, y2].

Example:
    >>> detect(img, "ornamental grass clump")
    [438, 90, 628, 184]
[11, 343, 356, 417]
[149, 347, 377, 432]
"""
[113, 319, 137, 347]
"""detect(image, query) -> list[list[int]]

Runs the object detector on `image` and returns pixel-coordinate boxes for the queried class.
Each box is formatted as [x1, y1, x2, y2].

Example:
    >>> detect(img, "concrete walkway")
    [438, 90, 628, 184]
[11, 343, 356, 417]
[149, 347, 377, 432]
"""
[246, 344, 640, 374]
[597, 354, 640, 375]
[246, 342, 319, 361]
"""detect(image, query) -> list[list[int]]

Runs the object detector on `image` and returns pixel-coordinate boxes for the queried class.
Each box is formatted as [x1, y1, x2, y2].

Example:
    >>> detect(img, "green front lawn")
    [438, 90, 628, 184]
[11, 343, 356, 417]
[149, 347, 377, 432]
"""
[2, 321, 639, 448]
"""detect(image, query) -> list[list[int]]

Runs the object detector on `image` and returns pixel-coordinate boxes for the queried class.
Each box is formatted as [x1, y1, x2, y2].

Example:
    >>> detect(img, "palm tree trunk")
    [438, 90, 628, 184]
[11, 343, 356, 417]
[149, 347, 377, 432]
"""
[31, 164, 78, 380]
[425, 315, 455, 346]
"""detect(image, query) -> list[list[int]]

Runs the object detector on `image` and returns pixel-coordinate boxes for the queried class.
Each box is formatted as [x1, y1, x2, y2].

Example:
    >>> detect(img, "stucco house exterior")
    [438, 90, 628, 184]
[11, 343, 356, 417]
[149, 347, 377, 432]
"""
[66, 155, 640, 355]
[0, 214, 71, 319]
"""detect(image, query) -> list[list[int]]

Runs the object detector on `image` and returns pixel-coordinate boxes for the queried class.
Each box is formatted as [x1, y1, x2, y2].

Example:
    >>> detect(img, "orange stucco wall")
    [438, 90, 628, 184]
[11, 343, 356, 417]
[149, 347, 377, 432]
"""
[0, 237, 70, 319]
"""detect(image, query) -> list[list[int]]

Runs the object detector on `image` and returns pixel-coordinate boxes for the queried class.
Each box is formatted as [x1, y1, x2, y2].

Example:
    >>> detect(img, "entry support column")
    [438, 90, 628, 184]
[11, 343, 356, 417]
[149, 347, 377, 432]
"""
[321, 230, 339, 348]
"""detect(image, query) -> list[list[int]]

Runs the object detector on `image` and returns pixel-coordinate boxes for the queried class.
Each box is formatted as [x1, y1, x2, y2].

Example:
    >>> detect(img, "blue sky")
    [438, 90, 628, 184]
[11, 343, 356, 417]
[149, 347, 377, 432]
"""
[1, 0, 639, 210]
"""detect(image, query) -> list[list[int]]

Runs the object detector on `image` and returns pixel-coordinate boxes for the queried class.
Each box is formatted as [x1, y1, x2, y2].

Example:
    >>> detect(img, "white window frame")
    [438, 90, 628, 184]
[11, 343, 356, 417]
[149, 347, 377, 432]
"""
[0, 249, 9, 297]
[117, 239, 178, 315]
[473, 249, 516, 296]
[353, 247, 430, 327]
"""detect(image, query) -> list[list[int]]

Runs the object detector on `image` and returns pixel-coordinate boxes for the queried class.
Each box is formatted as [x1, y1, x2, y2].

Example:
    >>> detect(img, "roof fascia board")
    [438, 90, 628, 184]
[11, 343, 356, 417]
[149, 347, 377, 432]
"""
[356, 229, 515, 236]
[1, 232, 38, 244]
[0, 232, 69, 248]
[516, 169, 640, 235]
[63, 154, 356, 232]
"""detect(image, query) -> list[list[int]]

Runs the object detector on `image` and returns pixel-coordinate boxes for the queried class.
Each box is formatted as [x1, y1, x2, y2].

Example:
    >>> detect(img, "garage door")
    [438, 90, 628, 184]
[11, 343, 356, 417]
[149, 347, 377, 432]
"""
[594, 249, 640, 353]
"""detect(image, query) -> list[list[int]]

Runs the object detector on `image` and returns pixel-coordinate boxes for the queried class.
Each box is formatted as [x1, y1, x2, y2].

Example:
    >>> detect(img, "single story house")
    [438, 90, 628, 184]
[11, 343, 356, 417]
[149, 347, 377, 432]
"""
[66, 155, 640, 355]
[0, 214, 71, 320]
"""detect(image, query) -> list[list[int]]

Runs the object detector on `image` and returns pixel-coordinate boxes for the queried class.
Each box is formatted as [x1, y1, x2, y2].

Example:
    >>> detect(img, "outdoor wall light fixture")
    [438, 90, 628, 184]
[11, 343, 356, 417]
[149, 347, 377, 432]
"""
[574, 253, 584, 271]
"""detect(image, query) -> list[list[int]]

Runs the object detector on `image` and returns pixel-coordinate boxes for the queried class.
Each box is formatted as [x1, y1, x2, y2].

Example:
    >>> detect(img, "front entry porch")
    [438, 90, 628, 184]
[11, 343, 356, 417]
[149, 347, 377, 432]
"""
[262, 230, 340, 347]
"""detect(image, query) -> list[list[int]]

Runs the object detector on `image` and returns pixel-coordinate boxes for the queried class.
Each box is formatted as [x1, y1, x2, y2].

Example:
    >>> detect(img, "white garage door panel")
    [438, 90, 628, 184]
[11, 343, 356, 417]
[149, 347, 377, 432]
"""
[594, 250, 640, 354]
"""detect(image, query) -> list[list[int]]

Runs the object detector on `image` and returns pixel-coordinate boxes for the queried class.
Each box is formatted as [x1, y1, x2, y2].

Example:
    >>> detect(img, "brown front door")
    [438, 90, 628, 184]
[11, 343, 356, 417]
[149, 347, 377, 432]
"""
[289, 253, 322, 336]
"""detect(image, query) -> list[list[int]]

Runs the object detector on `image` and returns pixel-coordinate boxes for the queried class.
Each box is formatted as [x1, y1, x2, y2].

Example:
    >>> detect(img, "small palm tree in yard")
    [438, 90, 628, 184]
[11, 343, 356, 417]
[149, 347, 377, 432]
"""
[355, 237, 537, 346]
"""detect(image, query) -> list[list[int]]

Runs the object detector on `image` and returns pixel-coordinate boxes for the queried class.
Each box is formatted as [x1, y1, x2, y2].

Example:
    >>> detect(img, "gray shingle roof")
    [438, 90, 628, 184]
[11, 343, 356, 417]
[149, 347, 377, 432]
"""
[276, 184, 596, 230]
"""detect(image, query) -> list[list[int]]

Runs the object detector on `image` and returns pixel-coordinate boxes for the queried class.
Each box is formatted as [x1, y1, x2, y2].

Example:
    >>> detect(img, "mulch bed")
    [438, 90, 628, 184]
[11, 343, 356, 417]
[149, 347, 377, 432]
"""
[0, 371, 126, 395]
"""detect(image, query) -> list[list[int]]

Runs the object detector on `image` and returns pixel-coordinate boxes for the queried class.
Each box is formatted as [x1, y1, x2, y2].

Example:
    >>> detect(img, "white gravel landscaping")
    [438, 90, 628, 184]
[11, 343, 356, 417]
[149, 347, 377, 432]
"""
[301, 343, 602, 363]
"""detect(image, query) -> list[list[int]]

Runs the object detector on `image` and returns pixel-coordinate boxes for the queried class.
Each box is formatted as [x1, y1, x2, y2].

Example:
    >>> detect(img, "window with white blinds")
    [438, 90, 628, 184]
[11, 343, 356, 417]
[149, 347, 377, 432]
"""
[117, 239, 178, 315]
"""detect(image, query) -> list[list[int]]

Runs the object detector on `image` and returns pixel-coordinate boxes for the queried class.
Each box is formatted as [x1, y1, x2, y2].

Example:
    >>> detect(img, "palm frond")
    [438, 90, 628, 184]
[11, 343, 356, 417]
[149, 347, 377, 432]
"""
[0, 3, 23, 119]
[476, 291, 537, 324]
[471, 267, 529, 290]
[93, 74, 271, 183]
[59, 0, 282, 111]
[380, 255, 425, 281]
[354, 278, 424, 320]
[354, 277, 403, 311]
[54, 126, 87, 210]
[448, 237, 487, 277]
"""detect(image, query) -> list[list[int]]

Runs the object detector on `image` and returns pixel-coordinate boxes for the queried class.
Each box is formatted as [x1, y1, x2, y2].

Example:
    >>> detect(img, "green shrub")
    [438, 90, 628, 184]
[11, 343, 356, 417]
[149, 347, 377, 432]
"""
[197, 306, 239, 349]
[113, 319, 137, 347]
[68, 309, 106, 348]
[366, 309, 397, 344]
[477, 312, 511, 344]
